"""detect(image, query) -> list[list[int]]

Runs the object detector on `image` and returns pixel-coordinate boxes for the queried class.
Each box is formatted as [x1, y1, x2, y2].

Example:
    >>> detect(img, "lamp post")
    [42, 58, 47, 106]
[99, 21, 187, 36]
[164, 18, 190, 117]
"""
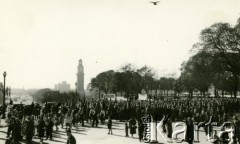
[3, 71, 6, 106]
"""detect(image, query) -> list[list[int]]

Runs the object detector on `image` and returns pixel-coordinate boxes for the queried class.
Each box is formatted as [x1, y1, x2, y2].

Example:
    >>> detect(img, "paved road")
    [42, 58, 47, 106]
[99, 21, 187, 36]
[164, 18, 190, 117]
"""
[0, 120, 227, 144]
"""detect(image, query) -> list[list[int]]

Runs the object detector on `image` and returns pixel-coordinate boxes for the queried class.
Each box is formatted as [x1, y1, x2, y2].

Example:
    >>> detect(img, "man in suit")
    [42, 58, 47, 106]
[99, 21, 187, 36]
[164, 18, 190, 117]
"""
[185, 117, 194, 144]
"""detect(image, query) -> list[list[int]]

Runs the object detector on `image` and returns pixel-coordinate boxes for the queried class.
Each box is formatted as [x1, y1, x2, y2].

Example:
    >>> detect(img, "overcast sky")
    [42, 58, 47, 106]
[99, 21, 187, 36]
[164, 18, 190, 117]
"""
[0, 0, 240, 89]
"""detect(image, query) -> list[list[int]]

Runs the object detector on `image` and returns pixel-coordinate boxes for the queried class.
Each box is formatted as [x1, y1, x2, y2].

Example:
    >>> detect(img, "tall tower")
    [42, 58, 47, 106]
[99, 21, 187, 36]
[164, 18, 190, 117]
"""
[77, 59, 84, 96]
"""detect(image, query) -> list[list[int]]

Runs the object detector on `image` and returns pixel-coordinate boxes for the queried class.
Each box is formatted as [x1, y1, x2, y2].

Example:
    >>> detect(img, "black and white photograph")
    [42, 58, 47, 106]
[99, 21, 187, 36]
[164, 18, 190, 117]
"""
[0, 0, 240, 143]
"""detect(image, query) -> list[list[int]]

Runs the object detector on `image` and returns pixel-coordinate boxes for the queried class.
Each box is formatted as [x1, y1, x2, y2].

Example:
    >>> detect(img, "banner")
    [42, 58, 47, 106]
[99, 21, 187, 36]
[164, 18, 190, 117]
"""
[116, 96, 127, 101]
[138, 94, 147, 100]
[104, 94, 116, 99]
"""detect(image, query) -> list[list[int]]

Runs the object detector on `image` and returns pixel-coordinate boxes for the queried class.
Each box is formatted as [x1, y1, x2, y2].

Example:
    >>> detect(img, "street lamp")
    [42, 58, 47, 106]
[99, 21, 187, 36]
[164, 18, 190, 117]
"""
[3, 71, 6, 106]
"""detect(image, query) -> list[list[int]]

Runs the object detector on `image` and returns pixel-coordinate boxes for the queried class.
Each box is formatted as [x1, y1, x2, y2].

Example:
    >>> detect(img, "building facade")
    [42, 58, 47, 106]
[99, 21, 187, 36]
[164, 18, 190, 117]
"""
[55, 81, 71, 93]
[77, 59, 84, 96]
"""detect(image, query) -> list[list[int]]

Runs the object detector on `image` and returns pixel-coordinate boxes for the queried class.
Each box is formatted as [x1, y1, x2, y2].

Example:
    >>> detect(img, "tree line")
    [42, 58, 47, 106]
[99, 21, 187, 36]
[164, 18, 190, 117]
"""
[179, 18, 240, 97]
[91, 17, 240, 99]
[90, 64, 177, 100]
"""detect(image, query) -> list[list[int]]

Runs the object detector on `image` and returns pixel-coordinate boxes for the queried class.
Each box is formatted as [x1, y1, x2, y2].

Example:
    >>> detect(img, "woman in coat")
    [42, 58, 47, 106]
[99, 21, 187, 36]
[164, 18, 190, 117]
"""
[129, 117, 137, 138]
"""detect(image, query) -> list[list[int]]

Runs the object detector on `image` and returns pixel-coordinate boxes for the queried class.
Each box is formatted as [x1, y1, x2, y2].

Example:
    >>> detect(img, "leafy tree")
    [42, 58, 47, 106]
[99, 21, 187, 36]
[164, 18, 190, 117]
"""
[137, 66, 155, 95]
[120, 63, 136, 72]
[180, 51, 213, 97]
[113, 72, 125, 96]
[159, 77, 168, 96]
[199, 22, 240, 97]
[174, 78, 184, 96]
[92, 70, 115, 94]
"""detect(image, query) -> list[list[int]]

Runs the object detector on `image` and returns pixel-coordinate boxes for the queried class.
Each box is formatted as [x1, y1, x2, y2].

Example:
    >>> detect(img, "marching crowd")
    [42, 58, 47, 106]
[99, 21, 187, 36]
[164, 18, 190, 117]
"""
[1, 97, 240, 144]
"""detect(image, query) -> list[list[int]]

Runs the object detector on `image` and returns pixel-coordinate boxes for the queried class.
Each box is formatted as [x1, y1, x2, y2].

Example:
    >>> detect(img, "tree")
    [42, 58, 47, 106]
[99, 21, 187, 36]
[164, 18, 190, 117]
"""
[131, 71, 143, 99]
[113, 72, 125, 96]
[137, 65, 155, 95]
[179, 71, 195, 97]
[91, 70, 115, 95]
[199, 22, 240, 97]
[174, 78, 183, 97]
[159, 77, 168, 96]
[120, 63, 136, 72]
[180, 51, 213, 97]
[166, 77, 175, 96]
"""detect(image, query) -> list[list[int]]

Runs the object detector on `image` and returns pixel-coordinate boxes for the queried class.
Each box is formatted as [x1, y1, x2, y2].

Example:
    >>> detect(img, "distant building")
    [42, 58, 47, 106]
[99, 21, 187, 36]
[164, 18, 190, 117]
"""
[55, 81, 71, 93]
[77, 59, 84, 96]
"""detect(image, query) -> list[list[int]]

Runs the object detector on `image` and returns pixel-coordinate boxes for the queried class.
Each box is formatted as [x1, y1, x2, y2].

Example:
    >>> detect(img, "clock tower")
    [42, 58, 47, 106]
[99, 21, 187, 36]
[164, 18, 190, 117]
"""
[77, 59, 84, 96]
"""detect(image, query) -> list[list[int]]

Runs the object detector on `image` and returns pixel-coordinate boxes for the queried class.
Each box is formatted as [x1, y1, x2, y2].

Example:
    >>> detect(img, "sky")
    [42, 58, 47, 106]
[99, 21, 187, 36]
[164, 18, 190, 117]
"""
[0, 0, 240, 89]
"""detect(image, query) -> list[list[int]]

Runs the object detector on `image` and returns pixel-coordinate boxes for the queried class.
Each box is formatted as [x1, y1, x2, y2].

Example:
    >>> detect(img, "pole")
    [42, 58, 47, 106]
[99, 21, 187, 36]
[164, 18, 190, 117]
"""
[2, 71, 6, 119]
[3, 72, 6, 106]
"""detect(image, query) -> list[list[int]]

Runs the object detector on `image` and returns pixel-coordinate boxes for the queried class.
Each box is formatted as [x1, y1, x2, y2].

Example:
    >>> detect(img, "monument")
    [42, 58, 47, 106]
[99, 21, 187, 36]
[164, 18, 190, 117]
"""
[77, 59, 84, 96]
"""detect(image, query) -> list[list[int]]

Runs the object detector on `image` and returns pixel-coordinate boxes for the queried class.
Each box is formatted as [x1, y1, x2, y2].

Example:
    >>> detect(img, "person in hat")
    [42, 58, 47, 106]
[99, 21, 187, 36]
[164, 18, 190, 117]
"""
[66, 129, 76, 144]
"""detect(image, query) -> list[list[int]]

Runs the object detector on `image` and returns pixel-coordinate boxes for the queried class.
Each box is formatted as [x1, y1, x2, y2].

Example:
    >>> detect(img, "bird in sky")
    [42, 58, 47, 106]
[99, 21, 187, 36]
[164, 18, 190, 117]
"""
[150, 1, 160, 5]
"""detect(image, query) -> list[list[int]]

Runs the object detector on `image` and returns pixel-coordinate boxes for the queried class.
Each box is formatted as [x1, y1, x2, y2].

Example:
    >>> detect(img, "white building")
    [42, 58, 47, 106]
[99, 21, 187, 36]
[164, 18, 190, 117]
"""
[55, 81, 71, 93]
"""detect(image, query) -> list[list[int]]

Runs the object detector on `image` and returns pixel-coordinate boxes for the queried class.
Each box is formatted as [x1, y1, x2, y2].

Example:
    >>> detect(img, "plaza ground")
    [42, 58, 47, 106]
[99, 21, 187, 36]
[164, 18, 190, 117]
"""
[0, 119, 225, 144]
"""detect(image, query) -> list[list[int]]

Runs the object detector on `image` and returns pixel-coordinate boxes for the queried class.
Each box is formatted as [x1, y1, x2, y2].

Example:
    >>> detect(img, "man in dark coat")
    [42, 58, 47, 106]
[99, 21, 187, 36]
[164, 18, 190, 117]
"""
[185, 117, 194, 144]
[12, 117, 22, 144]
[232, 115, 240, 143]
[26, 116, 35, 144]
[138, 119, 144, 142]
[166, 116, 173, 138]
[91, 108, 99, 127]
[6, 114, 13, 138]
[46, 116, 54, 140]
[66, 129, 76, 144]
[38, 116, 45, 143]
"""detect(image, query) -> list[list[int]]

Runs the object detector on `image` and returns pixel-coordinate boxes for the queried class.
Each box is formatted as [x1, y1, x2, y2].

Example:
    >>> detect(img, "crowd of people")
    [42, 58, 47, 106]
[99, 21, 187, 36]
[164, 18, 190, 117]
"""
[1, 96, 240, 144]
